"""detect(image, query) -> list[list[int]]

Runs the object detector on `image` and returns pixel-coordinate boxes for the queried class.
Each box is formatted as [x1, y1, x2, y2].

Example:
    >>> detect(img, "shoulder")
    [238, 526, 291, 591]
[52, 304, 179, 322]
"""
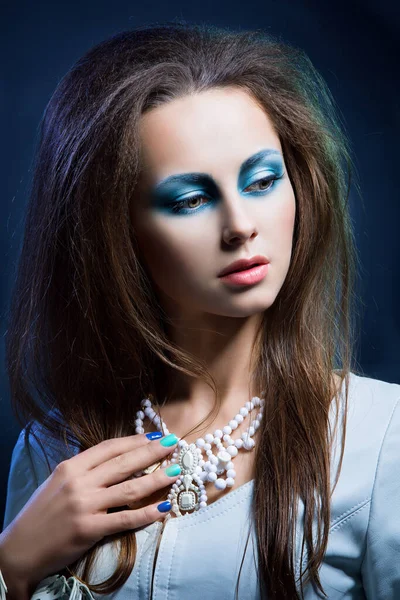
[24, 409, 81, 480]
[339, 371, 400, 445]
[3, 409, 80, 529]
[329, 371, 400, 520]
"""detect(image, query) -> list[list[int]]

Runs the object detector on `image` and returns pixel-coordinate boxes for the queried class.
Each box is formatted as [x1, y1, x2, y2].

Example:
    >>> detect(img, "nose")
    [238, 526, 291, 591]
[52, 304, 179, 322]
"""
[221, 196, 259, 246]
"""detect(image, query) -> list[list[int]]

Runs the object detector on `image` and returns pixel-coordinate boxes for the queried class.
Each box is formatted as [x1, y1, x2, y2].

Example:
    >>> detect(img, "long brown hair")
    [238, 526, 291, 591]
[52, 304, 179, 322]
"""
[5, 21, 363, 599]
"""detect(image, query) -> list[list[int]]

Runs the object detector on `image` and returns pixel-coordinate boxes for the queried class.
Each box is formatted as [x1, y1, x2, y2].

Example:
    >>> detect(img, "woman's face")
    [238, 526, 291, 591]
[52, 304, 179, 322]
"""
[131, 86, 296, 319]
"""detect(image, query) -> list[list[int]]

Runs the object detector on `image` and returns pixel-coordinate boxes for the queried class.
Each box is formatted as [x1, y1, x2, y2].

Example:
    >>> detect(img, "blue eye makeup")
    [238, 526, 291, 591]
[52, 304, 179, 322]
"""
[150, 148, 286, 216]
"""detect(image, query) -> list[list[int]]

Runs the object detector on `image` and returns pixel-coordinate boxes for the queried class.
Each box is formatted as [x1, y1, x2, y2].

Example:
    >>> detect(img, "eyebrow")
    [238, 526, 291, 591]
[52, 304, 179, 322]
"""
[153, 148, 282, 192]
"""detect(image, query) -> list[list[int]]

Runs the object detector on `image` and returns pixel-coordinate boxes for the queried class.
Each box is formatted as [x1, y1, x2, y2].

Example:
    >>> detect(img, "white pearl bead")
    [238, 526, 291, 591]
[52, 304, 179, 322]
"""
[244, 438, 255, 450]
[137, 410, 145, 419]
[142, 399, 151, 407]
[195, 466, 203, 474]
[209, 455, 218, 465]
[223, 425, 232, 435]
[223, 434, 231, 443]
[235, 414, 244, 424]
[214, 429, 223, 438]
[134, 418, 142, 426]
[227, 469, 236, 478]
[217, 450, 231, 463]
[196, 438, 205, 447]
[234, 439, 244, 448]
[254, 419, 260, 428]
[245, 402, 251, 410]
[213, 437, 221, 444]
[144, 407, 153, 416]
[226, 461, 234, 470]
[200, 494, 207, 502]
[248, 426, 255, 436]
[204, 433, 214, 443]
[177, 440, 186, 447]
[225, 477, 235, 487]
[240, 407, 248, 417]
[208, 464, 217, 473]
[229, 420, 238, 430]
[227, 445, 238, 457]
[208, 472, 217, 482]
[204, 443, 211, 451]
[215, 478, 227, 490]
[136, 426, 144, 434]
[199, 501, 207, 508]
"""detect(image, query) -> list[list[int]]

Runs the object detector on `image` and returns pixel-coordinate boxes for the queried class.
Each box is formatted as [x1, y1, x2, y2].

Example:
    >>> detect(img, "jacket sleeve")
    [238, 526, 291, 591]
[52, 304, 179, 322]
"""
[361, 395, 400, 598]
[2, 427, 51, 531]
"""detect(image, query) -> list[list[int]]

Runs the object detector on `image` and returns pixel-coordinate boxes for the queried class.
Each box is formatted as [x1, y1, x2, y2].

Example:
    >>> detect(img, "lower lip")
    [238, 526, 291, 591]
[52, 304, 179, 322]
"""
[219, 263, 269, 286]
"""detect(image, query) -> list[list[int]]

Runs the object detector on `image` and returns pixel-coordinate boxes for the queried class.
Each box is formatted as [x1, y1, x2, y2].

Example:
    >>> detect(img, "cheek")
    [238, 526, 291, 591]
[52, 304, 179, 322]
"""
[279, 199, 296, 238]
[266, 191, 296, 241]
[134, 217, 203, 288]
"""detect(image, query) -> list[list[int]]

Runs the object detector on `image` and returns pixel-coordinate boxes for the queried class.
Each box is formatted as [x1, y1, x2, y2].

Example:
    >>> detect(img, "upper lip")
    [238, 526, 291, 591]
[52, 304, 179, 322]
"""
[218, 255, 270, 277]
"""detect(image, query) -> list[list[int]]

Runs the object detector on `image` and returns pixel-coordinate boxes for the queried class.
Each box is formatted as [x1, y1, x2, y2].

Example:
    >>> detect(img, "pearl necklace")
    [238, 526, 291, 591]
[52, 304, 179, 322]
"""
[133, 393, 265, 518]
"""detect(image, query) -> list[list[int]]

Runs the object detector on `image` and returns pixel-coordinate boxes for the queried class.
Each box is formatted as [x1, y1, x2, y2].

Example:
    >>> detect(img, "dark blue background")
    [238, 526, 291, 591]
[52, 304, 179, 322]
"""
[1, 1, 399, 525]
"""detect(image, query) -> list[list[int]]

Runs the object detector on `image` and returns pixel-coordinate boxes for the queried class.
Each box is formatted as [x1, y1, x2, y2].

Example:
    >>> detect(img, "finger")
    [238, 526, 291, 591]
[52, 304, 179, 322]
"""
[95, 464, 182, 511]
[95, 499, 173, 537]
[87, 435, 181, 487]
[65, 433, 159, 473]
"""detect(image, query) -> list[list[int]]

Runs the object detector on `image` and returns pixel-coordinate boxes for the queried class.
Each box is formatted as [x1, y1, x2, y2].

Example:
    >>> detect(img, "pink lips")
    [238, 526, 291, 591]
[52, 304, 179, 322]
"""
[219, 263, 269, 286]
[218, 255, 269, 278]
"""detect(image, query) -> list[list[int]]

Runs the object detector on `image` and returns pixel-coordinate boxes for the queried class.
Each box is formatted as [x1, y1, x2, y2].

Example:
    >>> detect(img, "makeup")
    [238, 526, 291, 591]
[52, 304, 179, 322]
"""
[149, 148, 285, 215]
[219, 263, 269, 286]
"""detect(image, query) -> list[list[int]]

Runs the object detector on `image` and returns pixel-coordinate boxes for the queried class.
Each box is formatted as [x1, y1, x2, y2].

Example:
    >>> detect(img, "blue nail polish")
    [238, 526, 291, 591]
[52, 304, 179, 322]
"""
[157, 500, 172, 513]
[145, 431, 163, 440]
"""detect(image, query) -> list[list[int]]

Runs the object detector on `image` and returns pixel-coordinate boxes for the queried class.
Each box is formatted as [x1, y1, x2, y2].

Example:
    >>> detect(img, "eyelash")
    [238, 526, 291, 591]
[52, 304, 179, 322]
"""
[167, 174, 283, 214]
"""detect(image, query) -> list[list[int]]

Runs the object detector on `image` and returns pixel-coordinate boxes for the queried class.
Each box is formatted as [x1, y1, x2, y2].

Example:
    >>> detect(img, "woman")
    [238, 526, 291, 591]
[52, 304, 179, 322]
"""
[1, 21, 399, 600]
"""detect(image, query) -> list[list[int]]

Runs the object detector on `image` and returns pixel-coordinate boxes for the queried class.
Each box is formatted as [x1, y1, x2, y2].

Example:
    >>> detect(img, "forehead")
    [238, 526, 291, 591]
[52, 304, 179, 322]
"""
[138, 87, 282, 177]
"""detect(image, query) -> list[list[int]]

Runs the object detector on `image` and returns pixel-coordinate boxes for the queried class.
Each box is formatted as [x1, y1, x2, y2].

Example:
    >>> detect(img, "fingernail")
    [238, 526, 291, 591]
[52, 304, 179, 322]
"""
[159, 433, 179, 447]
[157, 500, 172, 513]
[145, 431, 163, 440]
[165, 464, 181, 477]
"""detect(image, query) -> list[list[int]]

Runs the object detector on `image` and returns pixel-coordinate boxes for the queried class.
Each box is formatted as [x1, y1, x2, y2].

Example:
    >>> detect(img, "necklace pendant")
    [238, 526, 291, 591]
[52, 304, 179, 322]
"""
[177, 478, 200, 512]
[170, 443, 203, 516]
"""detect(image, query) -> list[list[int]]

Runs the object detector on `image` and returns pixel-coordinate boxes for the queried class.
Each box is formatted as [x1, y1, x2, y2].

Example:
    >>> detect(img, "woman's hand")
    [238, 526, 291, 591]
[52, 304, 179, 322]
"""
[0, 432, 181, 594]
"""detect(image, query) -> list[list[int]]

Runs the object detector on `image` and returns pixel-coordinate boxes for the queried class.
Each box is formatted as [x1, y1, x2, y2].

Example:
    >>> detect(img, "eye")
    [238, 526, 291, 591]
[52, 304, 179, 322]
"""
[167, 194, 210, 214]
[244, 174, 280, 193]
